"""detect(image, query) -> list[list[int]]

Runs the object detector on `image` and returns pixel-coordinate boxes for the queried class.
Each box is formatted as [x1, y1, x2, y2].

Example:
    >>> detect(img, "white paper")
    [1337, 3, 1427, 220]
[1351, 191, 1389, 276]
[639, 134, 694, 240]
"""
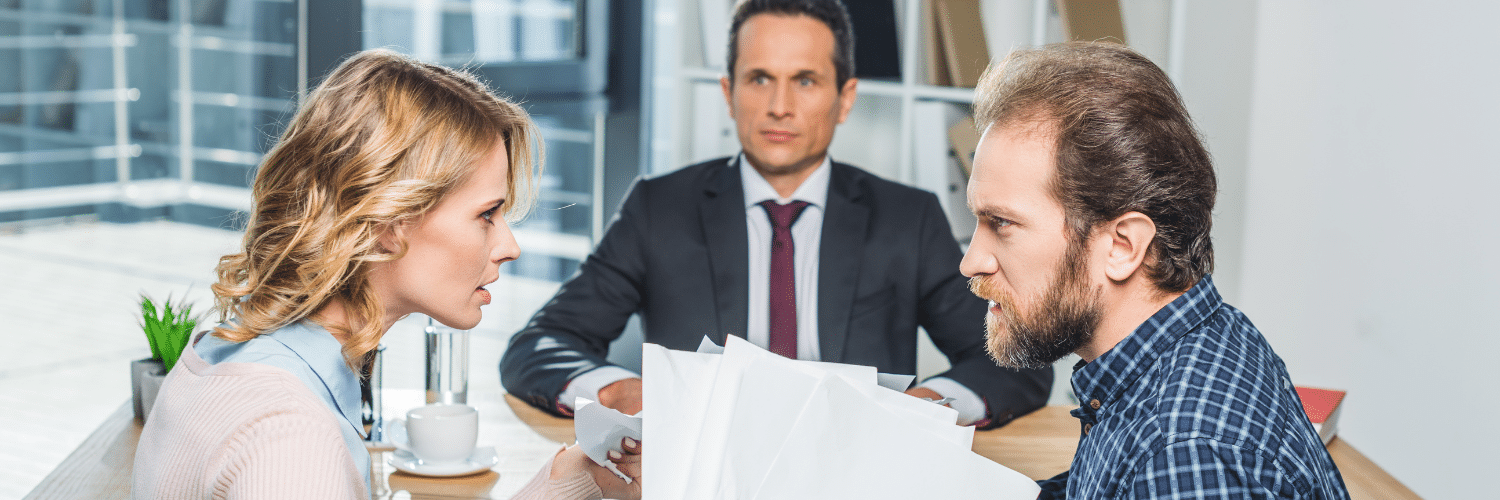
[752, 375, 1037, 499]
[697, 336, 725, 354]
[572, 398, 642, 482]
[876, 372, 917, 392]
[723, 345, 842, 498]
[642, 344, 722, 499]
[642, 338, 1041, 500]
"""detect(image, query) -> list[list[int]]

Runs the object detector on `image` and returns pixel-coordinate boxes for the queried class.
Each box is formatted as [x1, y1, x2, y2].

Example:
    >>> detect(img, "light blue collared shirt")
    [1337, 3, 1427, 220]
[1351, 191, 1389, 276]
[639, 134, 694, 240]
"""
[194, 321, 370, 484]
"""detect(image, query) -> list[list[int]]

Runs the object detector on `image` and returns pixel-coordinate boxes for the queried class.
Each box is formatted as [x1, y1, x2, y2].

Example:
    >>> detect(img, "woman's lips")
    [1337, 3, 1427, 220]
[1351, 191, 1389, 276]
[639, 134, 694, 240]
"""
[477, 287, 491, 305]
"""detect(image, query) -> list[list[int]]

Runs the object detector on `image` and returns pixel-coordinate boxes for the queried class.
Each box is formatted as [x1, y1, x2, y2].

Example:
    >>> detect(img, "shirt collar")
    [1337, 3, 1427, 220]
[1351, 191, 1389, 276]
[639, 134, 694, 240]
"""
[1071, 275, 1224, 413]
[264, 321, 365, 437]
[737, 153, 831, 209]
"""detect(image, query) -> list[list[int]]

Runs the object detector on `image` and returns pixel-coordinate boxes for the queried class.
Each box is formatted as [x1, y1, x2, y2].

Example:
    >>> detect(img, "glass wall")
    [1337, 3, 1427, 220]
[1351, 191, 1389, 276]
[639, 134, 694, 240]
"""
[364, 0, 580, 65]
[0, 0, 298, 226]
[363, 0, 600, 284]
[1, 0, 606, 281]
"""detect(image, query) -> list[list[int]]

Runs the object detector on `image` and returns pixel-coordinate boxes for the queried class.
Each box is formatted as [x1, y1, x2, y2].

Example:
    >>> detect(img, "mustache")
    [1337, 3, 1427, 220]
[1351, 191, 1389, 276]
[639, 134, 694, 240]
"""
[972, 274, 996, 301]
[970, 265, 1104, 370]
[969, 275, 1004, 304]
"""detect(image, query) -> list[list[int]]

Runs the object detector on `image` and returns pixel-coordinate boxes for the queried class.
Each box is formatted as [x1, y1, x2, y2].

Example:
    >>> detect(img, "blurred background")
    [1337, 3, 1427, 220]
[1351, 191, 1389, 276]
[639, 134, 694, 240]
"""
[1, 1, 1495, 498]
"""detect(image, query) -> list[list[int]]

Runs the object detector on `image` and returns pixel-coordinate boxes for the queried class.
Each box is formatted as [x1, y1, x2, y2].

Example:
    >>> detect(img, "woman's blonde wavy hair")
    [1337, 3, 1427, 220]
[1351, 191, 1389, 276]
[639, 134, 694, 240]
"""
[212, 49, 539, 371]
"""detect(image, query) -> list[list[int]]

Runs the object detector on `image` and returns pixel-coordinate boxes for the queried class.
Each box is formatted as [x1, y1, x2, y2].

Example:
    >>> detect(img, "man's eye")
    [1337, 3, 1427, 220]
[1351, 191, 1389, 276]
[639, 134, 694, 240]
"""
[751, 75, 769, 85]
[799, 77, 814, 86]
[990, 217, 1013, 229]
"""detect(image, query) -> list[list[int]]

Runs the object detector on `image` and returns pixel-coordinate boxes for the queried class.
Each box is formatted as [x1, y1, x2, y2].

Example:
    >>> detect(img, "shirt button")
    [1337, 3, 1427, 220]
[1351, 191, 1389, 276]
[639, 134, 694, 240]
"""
[1089, 399, 1101, 410]
[1083, 423, 1093, 434]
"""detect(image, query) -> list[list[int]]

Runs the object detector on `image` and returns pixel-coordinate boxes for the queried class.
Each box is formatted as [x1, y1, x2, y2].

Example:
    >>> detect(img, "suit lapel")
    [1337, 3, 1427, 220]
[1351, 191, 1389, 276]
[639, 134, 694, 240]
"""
[701, 159, 749, 346]
[817, 163, 869, 363]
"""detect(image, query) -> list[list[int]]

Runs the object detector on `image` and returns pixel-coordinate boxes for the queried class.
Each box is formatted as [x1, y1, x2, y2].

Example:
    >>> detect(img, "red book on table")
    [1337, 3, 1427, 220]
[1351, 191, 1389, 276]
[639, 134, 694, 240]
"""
[1295, 386, 1346, 445]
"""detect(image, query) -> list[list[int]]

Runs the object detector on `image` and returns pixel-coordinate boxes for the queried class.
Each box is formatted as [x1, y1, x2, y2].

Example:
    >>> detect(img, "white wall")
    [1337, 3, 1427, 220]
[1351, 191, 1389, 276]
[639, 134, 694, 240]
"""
[1236, 1, 1500, 497]
[1172, 0, 1259, 307]
[652, 2, 1498, 495]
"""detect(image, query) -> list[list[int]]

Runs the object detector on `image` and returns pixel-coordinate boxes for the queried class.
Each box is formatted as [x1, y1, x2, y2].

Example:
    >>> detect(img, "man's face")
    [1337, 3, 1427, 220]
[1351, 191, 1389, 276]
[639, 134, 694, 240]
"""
[722, 13, 857, 175]
[960, 122, 1103, 369]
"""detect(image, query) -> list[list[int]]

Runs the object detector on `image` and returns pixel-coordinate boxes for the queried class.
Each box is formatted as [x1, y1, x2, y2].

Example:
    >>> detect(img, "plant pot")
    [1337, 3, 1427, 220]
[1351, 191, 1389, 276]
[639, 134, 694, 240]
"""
[131, 358, 167, 422]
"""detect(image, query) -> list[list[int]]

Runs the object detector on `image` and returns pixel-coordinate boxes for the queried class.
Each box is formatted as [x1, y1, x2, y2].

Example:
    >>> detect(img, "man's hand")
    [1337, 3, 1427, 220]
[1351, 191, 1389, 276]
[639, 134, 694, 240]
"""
[904, 386, 946, 404]
[905, 386, 962, 416]
[598, 377, 643, 415]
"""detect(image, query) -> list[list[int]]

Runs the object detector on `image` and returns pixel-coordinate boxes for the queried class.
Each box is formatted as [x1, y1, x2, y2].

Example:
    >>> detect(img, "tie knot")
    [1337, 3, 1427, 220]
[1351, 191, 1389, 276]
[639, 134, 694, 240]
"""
[759, 200, 811, 229]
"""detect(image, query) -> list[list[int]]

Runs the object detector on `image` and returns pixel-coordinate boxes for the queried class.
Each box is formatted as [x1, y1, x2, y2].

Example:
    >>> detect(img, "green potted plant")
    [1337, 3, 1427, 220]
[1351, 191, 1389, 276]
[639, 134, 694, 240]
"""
[131, 293, 198, 421]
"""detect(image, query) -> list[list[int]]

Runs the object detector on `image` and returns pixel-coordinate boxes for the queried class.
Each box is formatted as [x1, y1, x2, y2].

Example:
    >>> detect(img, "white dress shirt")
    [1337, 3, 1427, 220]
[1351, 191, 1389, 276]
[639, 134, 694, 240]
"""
[741, 154, 829, 360]
[561, 154, 985, 424]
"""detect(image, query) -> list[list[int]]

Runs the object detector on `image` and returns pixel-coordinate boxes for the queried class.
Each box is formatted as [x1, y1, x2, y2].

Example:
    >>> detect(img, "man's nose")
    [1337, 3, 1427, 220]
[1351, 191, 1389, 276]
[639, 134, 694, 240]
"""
[767, 83, 792, 119]
[959, 231, 996, 278]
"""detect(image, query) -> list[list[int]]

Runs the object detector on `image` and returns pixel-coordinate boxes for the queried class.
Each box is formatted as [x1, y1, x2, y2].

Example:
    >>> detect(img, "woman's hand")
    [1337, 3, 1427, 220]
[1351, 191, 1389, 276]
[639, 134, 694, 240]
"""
[552, 437, 642, 500]
[591, 437, 641, 500]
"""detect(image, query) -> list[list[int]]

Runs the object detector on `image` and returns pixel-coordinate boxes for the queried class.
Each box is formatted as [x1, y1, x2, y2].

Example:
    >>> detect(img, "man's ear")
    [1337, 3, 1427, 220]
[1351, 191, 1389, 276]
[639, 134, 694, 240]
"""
[1102, 212, 1156, 283]
[836, 77, 858, 124]
[721, 75, 735, 120]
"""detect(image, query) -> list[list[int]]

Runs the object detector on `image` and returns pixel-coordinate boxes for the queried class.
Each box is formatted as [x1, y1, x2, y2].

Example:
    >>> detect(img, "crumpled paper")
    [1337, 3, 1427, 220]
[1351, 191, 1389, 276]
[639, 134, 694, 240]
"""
[573, 397, 642, 482]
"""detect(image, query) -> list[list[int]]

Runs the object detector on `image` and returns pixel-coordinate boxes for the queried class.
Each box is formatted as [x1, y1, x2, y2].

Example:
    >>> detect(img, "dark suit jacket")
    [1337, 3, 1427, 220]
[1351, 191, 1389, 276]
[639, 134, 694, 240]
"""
[500, 158, 1051, 427]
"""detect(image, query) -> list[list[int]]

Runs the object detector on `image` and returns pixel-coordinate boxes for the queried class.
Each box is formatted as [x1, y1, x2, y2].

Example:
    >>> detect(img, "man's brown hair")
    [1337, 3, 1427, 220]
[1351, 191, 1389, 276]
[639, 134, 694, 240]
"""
[727, 0, 855, 90]
[973, 41, 1216, 293]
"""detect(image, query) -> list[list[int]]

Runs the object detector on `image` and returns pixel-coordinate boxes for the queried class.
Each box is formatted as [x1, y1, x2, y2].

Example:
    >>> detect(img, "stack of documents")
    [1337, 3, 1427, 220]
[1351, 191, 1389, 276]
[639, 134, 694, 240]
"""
[643, 336, 1040, 499]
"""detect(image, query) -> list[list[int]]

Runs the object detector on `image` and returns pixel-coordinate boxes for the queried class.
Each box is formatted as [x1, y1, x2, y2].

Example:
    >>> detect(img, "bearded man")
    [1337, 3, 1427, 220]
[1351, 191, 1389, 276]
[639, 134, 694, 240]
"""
[960, 41, 1351, 499]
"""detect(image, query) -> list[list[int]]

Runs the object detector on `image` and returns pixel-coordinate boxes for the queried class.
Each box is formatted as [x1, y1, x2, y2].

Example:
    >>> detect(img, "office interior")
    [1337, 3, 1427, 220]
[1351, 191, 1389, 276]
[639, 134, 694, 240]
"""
[1, 0, 1494, 498]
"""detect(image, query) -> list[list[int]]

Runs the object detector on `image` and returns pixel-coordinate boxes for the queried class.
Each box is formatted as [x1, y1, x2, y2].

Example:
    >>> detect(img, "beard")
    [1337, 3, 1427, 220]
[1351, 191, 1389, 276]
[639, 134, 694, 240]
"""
[969, 240, 1104, 369]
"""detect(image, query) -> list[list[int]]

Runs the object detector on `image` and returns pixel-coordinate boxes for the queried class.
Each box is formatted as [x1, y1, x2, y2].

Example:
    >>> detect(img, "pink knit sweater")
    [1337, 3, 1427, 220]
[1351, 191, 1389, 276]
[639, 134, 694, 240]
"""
[133, 340, 601, 499]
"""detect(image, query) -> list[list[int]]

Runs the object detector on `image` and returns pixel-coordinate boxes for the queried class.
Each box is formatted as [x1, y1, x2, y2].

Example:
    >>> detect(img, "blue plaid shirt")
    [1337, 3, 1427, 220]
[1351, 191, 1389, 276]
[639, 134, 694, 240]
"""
[1037, 276, 1349, 499]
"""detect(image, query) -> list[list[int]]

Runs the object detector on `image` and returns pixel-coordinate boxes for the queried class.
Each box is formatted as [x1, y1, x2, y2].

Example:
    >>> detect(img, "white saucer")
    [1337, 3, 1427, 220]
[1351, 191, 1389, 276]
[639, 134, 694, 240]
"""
[388, 447, 499, 477]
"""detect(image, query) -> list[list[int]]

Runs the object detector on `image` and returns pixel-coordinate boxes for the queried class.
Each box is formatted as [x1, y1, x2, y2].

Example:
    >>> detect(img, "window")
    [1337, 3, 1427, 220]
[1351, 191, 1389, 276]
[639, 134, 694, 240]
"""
[0, 0, 298, 227]
[364, 0, 581, 65]
[363, 0, 603, 284]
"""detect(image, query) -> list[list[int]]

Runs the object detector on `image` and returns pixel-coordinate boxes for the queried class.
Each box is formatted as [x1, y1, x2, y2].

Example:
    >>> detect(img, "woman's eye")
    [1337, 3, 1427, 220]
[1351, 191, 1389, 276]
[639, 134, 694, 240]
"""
[481, 208, 498, 222]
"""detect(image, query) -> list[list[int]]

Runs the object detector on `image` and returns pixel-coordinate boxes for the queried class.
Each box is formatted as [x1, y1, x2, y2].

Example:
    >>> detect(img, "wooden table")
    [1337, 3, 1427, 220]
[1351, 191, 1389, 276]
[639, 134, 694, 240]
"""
[367, 389, 576, 499]
[972, 406, 1421, 499]
[27, 398, 1419, 499]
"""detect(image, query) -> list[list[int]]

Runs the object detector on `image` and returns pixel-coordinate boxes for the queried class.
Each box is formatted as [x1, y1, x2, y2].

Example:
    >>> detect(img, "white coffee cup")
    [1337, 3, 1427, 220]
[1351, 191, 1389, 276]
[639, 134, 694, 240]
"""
[404, 403, 478, 464]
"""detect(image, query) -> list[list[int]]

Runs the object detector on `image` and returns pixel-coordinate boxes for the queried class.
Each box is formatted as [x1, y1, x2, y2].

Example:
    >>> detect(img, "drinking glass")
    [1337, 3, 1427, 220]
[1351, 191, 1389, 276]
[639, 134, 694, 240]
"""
[361, 344, 386, 442]
[425, 318, 470, 405]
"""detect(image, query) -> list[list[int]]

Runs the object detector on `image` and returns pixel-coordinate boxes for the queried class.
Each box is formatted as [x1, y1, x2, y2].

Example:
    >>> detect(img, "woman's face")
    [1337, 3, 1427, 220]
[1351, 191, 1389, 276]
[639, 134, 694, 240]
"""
[370, 139, 520, 330]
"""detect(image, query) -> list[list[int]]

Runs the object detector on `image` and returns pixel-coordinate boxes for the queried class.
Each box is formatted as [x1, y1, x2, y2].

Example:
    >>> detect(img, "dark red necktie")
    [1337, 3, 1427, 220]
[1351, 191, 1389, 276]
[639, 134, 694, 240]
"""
[760, 200, 811, 359]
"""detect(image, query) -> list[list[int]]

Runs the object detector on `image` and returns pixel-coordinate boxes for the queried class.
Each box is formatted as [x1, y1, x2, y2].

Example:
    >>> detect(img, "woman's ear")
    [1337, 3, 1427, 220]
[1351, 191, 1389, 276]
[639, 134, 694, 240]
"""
[376, 222, 405, 255]
[1102, 212, 1156, 283]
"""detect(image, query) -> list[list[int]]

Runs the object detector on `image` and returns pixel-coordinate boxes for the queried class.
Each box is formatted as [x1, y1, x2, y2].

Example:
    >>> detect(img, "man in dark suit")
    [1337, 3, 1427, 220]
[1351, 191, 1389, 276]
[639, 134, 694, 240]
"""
[500, 0, 1051, 427]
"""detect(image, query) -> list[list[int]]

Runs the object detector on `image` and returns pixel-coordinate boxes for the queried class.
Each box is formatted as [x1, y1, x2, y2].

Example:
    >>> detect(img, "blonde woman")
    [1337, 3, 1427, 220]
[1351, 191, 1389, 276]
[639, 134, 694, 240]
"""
[132, 49, 640, 500]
